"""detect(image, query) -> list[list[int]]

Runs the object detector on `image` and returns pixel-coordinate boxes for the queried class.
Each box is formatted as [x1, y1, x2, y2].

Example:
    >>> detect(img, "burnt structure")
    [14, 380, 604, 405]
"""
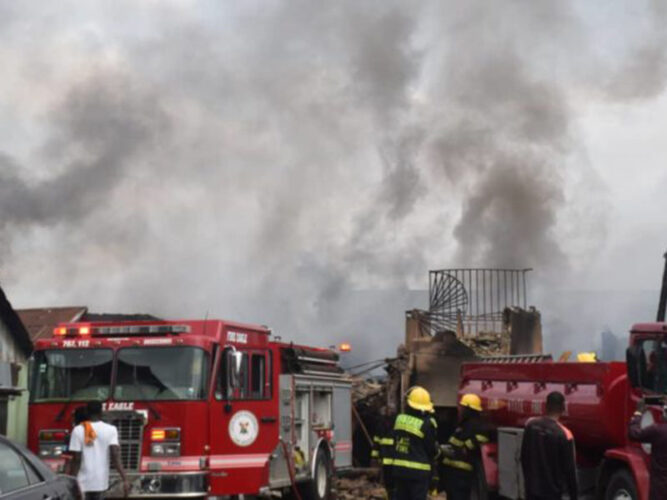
[387, 268, 543, 414]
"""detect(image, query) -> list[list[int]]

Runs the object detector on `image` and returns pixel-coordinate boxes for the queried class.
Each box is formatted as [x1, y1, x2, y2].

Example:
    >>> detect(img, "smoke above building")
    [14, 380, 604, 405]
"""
[0, 1, 665, 360]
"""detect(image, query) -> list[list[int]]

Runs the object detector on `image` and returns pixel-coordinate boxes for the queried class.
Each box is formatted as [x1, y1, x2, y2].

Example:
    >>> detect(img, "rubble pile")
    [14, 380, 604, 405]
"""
[460, 332, 511, 357]
[333, 471, 385, 500]
[350, 376, 385, 407]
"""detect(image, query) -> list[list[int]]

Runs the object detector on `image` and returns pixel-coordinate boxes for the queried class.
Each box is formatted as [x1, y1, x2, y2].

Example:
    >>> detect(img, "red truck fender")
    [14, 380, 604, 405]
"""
[603, 447, 650, 500]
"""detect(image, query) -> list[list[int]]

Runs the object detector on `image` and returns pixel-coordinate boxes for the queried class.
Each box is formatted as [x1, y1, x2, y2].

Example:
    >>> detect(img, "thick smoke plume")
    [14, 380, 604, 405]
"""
[0, 1, 666, 361]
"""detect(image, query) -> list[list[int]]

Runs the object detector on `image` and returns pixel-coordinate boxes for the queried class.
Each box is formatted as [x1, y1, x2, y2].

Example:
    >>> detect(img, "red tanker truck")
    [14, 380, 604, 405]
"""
[456, 254, 667, 500]
[459, 334, 667, 496]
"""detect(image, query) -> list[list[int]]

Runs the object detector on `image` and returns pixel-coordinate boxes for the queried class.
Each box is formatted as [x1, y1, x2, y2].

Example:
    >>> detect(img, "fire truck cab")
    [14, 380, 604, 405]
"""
[28, 319, 352, 498]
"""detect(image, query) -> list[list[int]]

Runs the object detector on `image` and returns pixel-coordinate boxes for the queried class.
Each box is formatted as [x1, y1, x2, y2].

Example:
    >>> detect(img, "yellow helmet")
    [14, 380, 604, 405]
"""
[407, 386, 434, 412]
[460, 393, 482, 412]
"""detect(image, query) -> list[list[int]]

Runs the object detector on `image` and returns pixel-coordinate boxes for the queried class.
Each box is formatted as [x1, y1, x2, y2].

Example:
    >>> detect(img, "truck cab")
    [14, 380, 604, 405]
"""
[28, 319, 351, 498]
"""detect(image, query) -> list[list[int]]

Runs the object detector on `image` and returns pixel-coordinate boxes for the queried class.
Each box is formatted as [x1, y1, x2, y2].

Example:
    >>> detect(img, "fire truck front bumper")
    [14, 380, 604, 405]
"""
[106, 472, 208, 498]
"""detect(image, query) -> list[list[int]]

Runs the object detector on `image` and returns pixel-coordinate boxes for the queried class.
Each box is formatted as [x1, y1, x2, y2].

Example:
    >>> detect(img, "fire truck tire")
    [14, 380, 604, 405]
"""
[299, 447, 332, 500]
[605, 469, 637, 500]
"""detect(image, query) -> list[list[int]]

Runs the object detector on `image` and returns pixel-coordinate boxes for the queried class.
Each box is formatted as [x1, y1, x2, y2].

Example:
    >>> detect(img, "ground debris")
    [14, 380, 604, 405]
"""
[333, 470, 384, 500]
[333, 470, 448, 499]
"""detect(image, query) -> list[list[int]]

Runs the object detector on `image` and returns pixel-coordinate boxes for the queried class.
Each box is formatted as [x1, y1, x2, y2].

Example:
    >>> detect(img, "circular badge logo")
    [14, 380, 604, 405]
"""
[229, 410, 259, 447]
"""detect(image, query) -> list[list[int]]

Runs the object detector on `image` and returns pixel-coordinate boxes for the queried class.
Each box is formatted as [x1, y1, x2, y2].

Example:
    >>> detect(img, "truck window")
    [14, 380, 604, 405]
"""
[216, 350, 271, 400]
[639, 339, 667, 394]
[251, 354, 265, 398]
[30, 349, 113, 402]
[114, 347, 209, 401]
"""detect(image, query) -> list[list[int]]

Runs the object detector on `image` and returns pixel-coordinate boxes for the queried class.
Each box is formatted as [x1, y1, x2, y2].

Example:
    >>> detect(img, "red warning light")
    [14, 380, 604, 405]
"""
[79, 326, 91, 336]
[54, 327, 67, 336]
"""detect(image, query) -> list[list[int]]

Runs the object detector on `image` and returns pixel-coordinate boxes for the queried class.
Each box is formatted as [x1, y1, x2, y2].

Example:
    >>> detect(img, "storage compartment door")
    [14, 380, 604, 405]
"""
[332, 385, 352, 468]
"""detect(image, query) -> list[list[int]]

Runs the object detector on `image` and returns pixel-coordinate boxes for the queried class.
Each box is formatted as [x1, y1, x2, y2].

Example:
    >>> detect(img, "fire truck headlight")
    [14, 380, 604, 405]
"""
[39, 444, 65, 458]
[39, 429, 69, 458]
[150, 427, 181, 456]
[151, 443, 181, 457]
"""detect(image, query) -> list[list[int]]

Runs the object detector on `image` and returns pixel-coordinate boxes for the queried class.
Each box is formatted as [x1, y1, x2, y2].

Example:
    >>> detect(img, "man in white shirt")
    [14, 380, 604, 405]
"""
[69, 401, 130, 499]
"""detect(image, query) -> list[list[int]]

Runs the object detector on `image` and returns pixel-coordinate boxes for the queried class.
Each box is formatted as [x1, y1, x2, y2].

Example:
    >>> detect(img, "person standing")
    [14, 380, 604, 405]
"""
[628, 400, 667, 500]
[520, 391, 578, 500]
[391, 386, 437, 500]
[441, 393, 490, 500]
[69, 401, 130, 499]
[371, 407, 396, 499]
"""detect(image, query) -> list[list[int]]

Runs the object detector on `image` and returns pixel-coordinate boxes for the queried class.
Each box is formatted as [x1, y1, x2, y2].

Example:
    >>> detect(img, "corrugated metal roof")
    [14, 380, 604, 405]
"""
[16, 306, 87, 341]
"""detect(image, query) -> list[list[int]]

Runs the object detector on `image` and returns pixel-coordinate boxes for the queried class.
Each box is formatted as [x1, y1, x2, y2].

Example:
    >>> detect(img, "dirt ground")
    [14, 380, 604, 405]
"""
[333, 471, 446, 500]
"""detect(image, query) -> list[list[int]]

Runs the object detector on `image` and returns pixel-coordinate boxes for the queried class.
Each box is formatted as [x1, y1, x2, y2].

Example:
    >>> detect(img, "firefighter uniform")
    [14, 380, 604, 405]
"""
[392, 387, 437, 500]
[371, 412, 396, 499]
[442, 394, 489, 500]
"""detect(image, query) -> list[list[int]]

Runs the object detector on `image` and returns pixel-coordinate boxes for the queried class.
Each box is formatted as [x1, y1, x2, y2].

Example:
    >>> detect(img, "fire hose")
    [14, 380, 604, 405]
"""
[280, 439, 303, 500]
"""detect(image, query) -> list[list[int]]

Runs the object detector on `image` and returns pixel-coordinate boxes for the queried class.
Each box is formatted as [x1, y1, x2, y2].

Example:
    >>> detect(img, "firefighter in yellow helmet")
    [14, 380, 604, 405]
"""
[442, 393, 490, 500]
[391, 387, 438, 500]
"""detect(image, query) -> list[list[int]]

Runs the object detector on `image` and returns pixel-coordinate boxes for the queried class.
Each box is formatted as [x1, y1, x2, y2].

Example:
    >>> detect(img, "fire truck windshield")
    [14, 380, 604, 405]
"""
[31, 349, 113, 402]
[113, 347, 209, 401]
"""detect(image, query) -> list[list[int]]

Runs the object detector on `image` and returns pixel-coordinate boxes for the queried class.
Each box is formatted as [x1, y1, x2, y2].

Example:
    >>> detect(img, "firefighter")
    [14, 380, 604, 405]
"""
[441, 393, 489, 500]
[391, 386, 438, 500]
[371, 407, 396, 499]
[629, 400, 667, 500]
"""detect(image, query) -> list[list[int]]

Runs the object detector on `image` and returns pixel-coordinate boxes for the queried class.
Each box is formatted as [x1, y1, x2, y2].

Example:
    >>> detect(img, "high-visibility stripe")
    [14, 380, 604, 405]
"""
[395, 423, 424, 438]
[392, 459, 431, 471]
[382, 458, 394, 465]
[373, 436, 382, 443]
[430, 417, 438, 429]
[394, 414, 425, 438]
[465, 439, 476, 450]
[443, 458, 473, 471]
[378, 438, 394, 445]
[475, 434, 489, 443]
[449, 436, 465, 447]
[371, 450, 380, 458]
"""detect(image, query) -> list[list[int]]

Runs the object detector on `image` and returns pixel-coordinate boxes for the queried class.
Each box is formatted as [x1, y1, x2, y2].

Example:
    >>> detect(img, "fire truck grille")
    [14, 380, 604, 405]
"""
[106, 413, 144, 471]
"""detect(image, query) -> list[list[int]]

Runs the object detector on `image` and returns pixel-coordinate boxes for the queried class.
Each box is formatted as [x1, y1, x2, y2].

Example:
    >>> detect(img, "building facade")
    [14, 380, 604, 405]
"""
[0, 287, 33, 443]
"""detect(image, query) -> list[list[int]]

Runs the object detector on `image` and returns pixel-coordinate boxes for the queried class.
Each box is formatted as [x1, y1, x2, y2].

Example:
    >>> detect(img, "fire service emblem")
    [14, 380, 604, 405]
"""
[229, 410, 259, 447]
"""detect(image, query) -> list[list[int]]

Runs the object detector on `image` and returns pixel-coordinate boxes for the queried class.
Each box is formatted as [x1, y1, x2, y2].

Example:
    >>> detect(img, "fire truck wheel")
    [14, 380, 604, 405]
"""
[299, 447, 332, 500]
[605, 469, 637, 500]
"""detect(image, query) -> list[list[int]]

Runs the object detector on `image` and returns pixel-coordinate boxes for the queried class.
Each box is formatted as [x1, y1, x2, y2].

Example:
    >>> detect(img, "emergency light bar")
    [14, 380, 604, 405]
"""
[53, 324, 190, 337]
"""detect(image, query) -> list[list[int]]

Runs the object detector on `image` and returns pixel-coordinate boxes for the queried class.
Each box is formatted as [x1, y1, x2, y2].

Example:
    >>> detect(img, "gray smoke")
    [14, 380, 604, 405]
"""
[0, 1, 665, 362]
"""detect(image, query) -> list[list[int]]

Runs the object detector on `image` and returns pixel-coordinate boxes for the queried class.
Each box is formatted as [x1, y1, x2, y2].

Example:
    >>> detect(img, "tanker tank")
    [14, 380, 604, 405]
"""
[461, 360, 629, 459]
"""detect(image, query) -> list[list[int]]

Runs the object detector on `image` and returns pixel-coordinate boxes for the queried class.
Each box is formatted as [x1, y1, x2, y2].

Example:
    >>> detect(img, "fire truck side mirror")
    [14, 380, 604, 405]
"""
[626, 345, 643, 389]
[227, 349, 243, 389]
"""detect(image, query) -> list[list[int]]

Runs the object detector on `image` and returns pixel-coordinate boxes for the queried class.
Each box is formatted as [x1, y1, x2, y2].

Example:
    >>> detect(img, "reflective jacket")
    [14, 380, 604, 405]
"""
[372, 415, 395, 467]
[391, 408, 438, 480]
[442, 414, 489, 473]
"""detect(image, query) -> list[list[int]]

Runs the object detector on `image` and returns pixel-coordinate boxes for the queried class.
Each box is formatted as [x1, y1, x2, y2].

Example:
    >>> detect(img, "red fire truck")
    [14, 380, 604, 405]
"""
[28, 318, 352, 498]
[458, 322, 665, 500]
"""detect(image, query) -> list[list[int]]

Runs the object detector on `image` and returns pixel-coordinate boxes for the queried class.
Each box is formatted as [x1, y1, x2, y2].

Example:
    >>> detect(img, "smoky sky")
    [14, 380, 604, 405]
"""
[1, 1, 666, 361]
